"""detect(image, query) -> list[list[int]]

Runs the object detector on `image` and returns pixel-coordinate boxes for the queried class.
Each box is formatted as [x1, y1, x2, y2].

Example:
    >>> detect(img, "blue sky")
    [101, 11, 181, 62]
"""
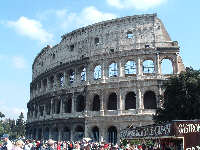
[0, 0, 199, 119]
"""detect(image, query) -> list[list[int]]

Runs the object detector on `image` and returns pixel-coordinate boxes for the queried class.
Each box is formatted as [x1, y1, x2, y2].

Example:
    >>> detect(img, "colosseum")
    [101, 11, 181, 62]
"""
[26, 13, 185, 143]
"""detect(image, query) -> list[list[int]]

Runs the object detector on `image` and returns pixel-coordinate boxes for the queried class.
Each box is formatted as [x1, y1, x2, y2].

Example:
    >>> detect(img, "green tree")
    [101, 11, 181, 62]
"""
[15, 112, 26, 138]
[153, 67, 200, 123]
[0, 112, 5, 119]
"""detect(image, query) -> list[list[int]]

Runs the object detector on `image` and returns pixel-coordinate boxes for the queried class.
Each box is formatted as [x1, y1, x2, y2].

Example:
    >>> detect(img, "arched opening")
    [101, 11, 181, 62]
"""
[143, 60, 155, 74]
[94, 37, 100, 45]
[144, 91, 157, 109]
[33, 128, 36, 139]
[62, 127, 71, 141]
[57, 73, 64, 87]
[74, 126, 84, 141]
[38, 128, 42, 140]
[81, 68, 86, 81]
[109, 63, 118, 77]
[92, 126, 99, 142]
[64, 97, 72, 113]
[69, 69, 75, 83]
[76, 95, 85, 112]
[125, 92, 136, 110]
[125, 60, 136, 75]
[52, 128, 59, 141]
[107, 93, 117, 110]
[49, 76, 54, 88]
[92, 95, 100, 111]
[56, 100, 61, 114]
[108, 126, 117, 144]
[44, 127, 49, 140]
[127, 31, 134, 39]
[94, 65, 102, 80]
[161, 59, 173, 74]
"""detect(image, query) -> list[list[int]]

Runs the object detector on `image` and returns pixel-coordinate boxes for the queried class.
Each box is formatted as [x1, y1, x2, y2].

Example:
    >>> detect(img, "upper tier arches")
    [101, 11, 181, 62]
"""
[32, 13, 174, 79]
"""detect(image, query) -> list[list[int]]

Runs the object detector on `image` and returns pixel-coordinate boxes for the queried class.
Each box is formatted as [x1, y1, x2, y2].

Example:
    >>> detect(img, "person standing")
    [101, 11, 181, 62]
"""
[1, 134, 13, 150]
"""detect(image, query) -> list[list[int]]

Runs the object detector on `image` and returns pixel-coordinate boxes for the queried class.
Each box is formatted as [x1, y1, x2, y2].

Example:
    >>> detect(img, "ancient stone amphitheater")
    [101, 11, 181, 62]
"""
[27, 13, 185, 143]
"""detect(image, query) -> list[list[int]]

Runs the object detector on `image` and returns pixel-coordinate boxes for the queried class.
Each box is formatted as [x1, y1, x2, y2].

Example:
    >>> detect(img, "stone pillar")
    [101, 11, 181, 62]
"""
[155, 53, 160, 74]
[72, 94, 75, 113]
[137, 88, 143, 110]
[50, 99, 53, 115]
[137, 57, 142, 76]
[43, 105, 46, 116]
[100, 90, 105, 116]
[58, 128, 61, 141]
[85, 124, 89, 138]
[102, 62, 107, 82]
[118, 89, 123, 115]
[60, 98, 63, 114]
[119, 60, 124, 77]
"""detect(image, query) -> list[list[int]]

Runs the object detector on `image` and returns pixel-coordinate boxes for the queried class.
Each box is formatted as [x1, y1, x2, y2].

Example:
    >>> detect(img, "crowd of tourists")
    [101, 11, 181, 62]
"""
[0, 134, 171, 150]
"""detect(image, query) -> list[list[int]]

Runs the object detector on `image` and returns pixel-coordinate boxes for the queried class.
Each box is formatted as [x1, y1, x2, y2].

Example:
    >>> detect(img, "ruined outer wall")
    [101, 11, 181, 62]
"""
[32, 14, 175, 80]
[27, 13, 185, 142]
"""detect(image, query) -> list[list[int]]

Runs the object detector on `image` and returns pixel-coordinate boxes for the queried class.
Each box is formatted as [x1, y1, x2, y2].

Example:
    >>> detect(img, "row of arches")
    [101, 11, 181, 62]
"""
[29, 126, 118, 144]
[94, 58, 173, 79]
[31, 58, 173, 98]
[28, 90, 157, 118]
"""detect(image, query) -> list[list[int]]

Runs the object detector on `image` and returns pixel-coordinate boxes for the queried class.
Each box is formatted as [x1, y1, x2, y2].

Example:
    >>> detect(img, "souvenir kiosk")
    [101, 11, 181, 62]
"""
[120, 120, 200, 150]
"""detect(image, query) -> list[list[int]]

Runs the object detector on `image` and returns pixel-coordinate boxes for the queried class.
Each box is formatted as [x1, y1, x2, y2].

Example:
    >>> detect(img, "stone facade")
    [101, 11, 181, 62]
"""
[26, 13, 185, 143]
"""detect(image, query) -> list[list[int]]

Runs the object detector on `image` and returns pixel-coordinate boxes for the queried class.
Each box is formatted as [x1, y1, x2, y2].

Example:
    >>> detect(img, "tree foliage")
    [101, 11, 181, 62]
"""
[154, 67, 200, 123]
[0, 112, 26, 139]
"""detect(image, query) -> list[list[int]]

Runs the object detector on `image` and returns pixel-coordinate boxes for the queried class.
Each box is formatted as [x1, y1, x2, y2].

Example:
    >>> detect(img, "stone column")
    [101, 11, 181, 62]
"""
[119, 60, 124, 77]
[118, 89, 123, 115]
[72, 94, 75, 113]
[50, 99, 53, 115]
[137, 57, 142, 76]
[137, 88, 143, 110]
[155, 53, 160, 74]
[58, 128, 61, 141]
[60, 98, 63, 114]
[102, 61, 107, 82]
[100, 90, 105, 116]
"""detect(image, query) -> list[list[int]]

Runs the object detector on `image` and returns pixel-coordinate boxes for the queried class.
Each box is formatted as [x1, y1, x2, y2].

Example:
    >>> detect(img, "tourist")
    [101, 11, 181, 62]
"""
[1, 134, 13, 150]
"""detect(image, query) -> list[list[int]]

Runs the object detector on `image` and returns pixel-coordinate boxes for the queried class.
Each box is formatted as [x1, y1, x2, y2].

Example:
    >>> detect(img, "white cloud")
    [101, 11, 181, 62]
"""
[12, 56, 27, 69]
[106, 0, 167, 10]
[6, 16, 53, 43]
[38, 7, 117, 31]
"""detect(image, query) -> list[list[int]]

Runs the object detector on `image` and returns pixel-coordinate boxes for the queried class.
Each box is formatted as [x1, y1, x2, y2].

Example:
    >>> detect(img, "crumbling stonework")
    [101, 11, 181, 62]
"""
[27, 13, 185, 143]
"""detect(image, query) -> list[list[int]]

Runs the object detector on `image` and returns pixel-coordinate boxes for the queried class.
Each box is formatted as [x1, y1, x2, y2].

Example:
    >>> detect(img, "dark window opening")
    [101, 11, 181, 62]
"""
[62, 127, 71, 141]
[127, 31, 134, 39]
[52, 53, 55, 59]
[50, 76, 54, 88]
[110, 49, 114, 53]
[144, 91, 157, 109]
[70, 45, 74, 51]
[125, 92, 136, 110]
[92, 95, 100, 111]
[58, 73, 64, 87]
[95, 37, 100, 45]
[56, 100, 61, 114]
[74, 126, 84, 141]
[92, 126, 99, 142]
[145, 44, 150, 48]
[108, 126, 117, 144]
[52, 128, 59, 141]
[81, 68, 86, 81]
[107, 93, 117, 110]
[69, 70, 75, 83]
[76, 95, 85, 112]
[44, 127, 49, 140]
[64, 98, 72, 113]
